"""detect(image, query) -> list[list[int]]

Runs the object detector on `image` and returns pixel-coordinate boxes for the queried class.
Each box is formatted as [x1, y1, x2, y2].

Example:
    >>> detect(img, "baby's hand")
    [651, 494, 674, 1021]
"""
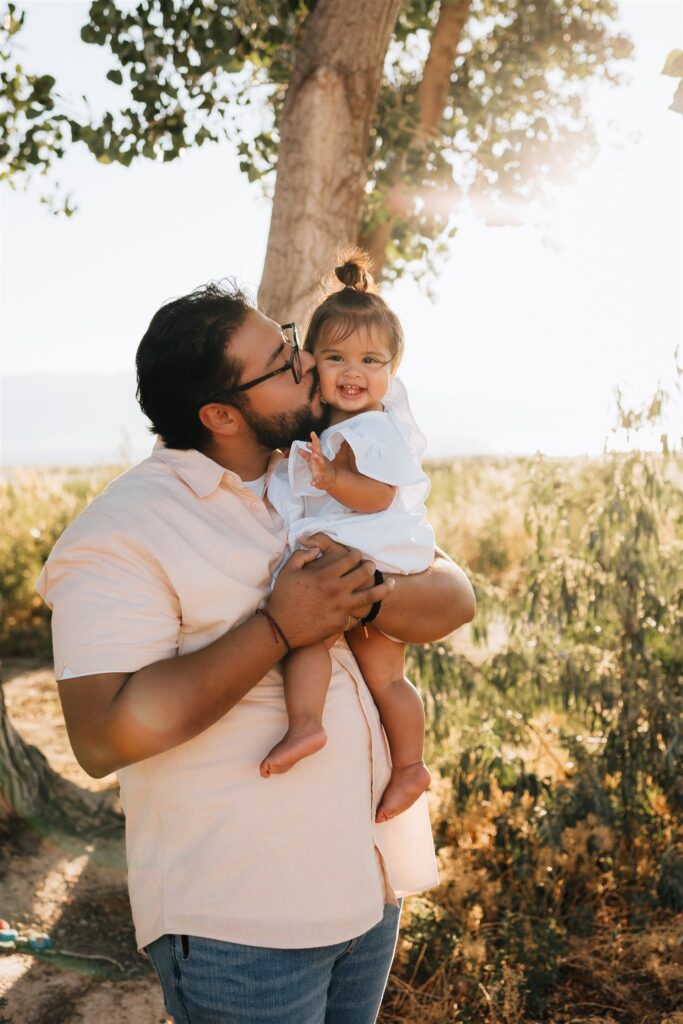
[301, 432, 337, 490]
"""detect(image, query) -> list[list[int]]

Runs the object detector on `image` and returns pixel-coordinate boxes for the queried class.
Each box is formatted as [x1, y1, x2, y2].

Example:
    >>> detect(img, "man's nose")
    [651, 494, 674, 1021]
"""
[301, 350, 316, 374]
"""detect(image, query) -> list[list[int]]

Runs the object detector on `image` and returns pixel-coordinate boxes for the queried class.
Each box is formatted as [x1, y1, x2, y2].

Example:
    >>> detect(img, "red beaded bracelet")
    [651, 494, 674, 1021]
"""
[256, 608, 292, 651]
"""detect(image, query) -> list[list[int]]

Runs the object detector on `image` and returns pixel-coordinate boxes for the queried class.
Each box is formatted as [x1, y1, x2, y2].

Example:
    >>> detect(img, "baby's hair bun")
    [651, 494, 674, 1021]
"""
[334, 247, 375, 293]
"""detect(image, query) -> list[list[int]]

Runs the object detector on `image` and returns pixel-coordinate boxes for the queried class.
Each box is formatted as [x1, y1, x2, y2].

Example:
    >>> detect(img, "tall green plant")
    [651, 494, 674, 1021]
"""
[400, 386, 682, 1018]
[511, 390, 682, 847]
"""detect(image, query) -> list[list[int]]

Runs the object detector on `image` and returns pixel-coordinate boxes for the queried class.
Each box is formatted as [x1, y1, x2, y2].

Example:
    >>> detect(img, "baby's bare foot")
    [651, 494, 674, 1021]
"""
[375, 762, 431, 822]
[260, 719, 327, 778]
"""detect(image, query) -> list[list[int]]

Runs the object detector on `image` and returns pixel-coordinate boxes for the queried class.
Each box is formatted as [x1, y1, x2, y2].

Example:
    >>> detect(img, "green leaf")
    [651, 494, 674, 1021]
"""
[34, 74, 56, 94]
[106, 69, 124, 85]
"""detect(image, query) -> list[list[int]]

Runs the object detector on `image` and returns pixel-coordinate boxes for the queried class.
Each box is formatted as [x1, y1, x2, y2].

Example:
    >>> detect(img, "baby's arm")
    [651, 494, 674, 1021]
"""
[301, 433, 396, 513]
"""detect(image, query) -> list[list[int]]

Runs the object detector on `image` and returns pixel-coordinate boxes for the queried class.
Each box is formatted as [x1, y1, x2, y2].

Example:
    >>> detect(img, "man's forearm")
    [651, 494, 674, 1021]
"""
[373, 549, 475, 644]
[61, 542, 394, 778]
[64, 612, 286, 778]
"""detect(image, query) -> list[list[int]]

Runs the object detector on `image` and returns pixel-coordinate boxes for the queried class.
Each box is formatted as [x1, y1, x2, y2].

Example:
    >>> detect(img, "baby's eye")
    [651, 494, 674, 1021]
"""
[326, 354, 343, 362]
[363, 357, 380, 364]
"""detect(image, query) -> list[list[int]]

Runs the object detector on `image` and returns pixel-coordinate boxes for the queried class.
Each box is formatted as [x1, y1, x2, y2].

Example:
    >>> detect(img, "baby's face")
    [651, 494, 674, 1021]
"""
[313, 325, 394, 416]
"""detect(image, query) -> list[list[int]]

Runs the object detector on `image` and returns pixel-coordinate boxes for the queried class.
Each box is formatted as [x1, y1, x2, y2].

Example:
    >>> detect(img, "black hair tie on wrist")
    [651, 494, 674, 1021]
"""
[359, 569, 384, 636]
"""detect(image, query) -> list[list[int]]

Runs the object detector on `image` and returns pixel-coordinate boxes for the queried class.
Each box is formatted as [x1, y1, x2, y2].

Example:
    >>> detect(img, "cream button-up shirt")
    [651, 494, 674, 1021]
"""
[37, 442, 438, 952]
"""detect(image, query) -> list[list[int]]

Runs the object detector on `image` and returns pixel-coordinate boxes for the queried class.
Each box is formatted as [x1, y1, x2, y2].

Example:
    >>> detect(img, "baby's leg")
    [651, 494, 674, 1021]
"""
[347, 626, 431, 822]
[260, 643, 332, 778]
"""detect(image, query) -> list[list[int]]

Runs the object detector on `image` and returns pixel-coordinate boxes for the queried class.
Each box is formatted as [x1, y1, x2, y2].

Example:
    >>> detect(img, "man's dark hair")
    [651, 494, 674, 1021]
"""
[136, 280, 252, 450]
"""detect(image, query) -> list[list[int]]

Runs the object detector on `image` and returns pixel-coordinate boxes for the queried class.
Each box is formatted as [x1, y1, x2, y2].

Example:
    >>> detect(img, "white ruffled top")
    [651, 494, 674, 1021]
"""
[267, 377, 435, 574]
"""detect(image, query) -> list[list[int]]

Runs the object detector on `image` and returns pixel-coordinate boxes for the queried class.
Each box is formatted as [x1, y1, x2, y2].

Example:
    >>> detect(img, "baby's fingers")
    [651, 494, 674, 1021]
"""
[300, 450, 325, 485]
[305, 451, 326, 469]
[309, 432, 324, 455]
[302, 449, 323, 466]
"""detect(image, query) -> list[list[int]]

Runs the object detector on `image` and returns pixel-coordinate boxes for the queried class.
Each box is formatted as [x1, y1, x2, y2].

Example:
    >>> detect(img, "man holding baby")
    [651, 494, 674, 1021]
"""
[38, 273, 475, 1024]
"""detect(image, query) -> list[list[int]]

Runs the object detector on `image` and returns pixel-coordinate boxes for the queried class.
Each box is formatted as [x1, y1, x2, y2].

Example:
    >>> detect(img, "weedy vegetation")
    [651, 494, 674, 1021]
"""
[1, 391, 681, 1023]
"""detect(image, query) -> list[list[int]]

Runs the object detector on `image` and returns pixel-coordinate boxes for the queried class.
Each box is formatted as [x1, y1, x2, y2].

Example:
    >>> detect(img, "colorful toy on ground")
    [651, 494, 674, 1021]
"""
[0, 917, 53, 953]
[27, 931, 52, 950]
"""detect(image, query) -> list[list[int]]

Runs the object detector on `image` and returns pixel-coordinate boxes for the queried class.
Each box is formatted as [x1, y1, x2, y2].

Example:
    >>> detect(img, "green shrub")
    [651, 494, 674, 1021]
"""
[0, 466, 121, 655]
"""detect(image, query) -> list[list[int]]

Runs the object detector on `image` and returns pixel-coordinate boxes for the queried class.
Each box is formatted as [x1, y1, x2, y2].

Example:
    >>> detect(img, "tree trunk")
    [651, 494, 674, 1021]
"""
[258, 0, 402, 325]
[0, 671, 122, 839]
[360, 0, 472, 279]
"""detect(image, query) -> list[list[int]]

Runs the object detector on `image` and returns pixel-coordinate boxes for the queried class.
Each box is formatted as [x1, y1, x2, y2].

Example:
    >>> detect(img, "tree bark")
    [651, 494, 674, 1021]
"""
[360, 0, 471, 278]
[258, 0, 402, 325]
[0, 671, 122, 838]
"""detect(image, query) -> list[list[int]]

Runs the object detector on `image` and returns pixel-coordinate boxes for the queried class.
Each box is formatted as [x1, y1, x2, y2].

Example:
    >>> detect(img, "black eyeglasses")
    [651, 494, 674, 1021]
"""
[204, 323, 302, 404]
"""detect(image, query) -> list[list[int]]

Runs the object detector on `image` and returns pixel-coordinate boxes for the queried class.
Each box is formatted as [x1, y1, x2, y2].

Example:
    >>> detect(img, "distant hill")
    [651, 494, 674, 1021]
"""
[1, 373, 493, 466]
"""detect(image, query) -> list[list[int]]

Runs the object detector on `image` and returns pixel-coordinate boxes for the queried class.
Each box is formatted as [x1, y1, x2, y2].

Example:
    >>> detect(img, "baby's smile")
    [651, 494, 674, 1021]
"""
[313, 324, 395, 422]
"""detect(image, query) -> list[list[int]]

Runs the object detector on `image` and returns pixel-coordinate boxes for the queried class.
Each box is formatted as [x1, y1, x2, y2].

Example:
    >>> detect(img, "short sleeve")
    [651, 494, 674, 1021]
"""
[324, 413, 426, 487]
[265, 455, 305, 528]
[383, 376, 428, 463]
[36, 509, 181, 679]
[286, 440, 320, 498]
[287, 413, 427, 498]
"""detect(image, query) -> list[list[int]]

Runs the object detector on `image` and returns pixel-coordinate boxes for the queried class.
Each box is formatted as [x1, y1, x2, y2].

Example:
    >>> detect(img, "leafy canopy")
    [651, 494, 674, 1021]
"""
[0, 0, 631, 278]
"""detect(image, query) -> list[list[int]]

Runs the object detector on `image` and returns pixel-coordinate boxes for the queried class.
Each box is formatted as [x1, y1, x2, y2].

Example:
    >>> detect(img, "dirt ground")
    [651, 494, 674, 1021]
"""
[0, 659, 170, 1024]
[0, 633, 479, 1024]
[4, 653, 681, 1024]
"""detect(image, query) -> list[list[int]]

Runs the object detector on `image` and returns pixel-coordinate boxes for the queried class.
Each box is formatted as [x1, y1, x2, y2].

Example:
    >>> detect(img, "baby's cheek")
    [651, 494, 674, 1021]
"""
[318, 373, 338, 404]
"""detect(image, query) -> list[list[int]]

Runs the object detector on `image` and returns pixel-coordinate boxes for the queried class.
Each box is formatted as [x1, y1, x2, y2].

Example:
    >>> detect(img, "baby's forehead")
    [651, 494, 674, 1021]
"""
[319, 323, 392, 352]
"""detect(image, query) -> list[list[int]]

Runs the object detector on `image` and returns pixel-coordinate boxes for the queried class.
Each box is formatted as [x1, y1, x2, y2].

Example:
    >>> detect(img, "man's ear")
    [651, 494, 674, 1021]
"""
[198, 402, 242, 437]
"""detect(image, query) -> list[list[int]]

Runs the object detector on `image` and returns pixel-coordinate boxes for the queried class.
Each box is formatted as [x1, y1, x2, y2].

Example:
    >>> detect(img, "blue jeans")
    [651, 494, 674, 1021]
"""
[145, 901, 401, 1024]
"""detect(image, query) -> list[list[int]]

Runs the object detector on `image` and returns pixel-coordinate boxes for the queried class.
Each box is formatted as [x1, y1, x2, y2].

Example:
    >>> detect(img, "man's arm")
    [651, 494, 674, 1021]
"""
[376, 547, 475, 643]
[303, 535, 476, 644]
[57, 544, 392, 780]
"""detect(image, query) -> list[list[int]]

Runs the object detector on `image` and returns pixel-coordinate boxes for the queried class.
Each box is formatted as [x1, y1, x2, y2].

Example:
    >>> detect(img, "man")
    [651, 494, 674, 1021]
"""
[38, 281, 475, 1024]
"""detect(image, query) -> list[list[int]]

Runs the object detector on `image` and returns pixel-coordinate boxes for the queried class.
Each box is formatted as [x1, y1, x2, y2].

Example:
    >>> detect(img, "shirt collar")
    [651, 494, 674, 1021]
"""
[152, 438, 284, 498]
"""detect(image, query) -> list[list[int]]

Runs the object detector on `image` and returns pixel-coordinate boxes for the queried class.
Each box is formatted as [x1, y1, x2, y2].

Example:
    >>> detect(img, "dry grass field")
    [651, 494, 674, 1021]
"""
[1, 452, 681, 1023]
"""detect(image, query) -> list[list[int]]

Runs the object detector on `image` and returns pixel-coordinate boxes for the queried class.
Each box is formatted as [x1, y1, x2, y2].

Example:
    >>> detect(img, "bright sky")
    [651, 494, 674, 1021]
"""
[1, 0, 682, 460]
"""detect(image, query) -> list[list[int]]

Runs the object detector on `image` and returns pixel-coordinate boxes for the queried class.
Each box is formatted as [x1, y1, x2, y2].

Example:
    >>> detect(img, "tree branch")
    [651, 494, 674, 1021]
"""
[360, 0, 471, 278]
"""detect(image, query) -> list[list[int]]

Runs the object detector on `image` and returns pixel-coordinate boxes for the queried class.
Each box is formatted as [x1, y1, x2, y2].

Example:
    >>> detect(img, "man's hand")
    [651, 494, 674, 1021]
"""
[266, 534, 394, 647]
[300, 432, 337, 490]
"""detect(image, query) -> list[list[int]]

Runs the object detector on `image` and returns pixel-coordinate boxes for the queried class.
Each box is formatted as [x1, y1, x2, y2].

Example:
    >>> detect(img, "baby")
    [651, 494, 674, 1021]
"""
[263, 251, 435, 823]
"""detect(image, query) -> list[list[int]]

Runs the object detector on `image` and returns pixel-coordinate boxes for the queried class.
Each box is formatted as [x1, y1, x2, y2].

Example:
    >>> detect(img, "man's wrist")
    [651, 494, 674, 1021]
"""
[359, 569, 384, 628]
[256, 608, 292, 650]
[367, 571, 397, 625]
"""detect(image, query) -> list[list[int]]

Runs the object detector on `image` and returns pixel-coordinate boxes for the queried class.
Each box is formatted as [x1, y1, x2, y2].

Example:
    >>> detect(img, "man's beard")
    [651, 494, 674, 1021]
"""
[241, 378, 327, 451]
